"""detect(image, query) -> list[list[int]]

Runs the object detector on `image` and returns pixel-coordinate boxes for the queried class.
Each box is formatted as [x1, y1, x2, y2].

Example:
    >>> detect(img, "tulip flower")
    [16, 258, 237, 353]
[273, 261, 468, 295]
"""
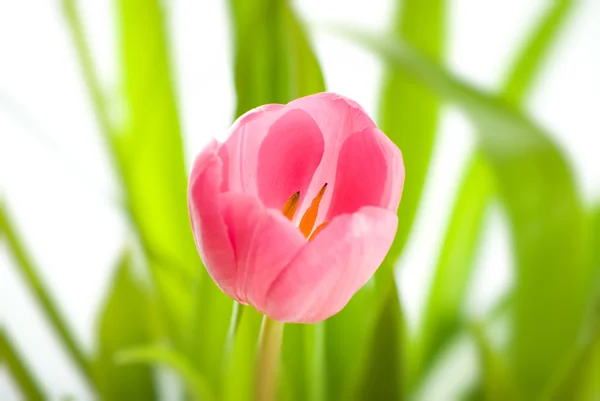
[188, 92, 404, 323]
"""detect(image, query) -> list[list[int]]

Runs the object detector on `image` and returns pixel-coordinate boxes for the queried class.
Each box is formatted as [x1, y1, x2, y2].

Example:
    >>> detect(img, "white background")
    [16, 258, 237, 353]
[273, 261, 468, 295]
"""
[1, 0, 599, 399]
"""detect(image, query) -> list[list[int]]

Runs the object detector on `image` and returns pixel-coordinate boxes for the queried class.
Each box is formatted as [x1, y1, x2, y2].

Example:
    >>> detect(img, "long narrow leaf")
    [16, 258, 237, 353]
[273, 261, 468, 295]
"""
[412, 154, 493, 388]
[0, 206, 95, 389]
[117, 346, 214, 401]
[0, 330, 46, 401]
[229, 0, 325, 118]
[413, 0, 574, 391]
[339, 24, 587, 398]
[93, 252, 157, 400]
[379, 0, 446, 268]
[222, 306, 263, 401]
[65, 0, 234, 378]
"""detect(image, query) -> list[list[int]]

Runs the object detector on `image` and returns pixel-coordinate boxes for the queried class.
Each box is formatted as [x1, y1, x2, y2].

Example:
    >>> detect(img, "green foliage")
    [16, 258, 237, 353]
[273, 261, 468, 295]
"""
[117, 346, 214, 401]
[379, 0, 446, 269]
[93, 253, 157, 400]
[412, 155, 493, 389]
[0, 205, 95, 389]
[0, 330, 46, 401]
[229, 0, 325, 117]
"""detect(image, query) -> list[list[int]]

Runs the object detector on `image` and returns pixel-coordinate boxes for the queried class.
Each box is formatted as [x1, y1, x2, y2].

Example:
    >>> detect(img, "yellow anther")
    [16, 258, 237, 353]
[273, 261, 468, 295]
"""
[281, 191, 300, 220]
[299, 183, 327, 238]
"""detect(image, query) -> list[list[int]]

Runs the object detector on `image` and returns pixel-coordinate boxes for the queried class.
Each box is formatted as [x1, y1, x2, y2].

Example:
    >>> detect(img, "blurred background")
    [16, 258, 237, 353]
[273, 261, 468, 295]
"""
[1, 0, 599, 400]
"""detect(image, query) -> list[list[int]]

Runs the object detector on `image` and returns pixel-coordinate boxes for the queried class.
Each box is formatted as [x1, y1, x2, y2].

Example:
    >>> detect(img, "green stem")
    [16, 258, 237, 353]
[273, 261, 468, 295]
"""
[256, 316, 284, 401]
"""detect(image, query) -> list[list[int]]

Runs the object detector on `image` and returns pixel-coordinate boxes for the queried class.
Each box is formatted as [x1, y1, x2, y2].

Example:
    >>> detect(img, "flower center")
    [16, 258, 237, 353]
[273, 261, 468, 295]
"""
[281, 183, 330, 241]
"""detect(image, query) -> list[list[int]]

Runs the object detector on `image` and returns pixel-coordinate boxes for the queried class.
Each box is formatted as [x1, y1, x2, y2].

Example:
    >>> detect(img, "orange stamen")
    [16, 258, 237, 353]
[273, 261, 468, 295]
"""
[299, 183, 328, 238]
[281, 191, 300, 220]
[308, 222, 329, 242]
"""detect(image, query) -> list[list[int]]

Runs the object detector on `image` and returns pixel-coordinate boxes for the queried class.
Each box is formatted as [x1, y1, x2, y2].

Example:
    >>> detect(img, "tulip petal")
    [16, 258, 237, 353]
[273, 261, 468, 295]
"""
[256, 109, 324, 210]
[188, 141, 238, 299]
[326, 127, 405, 220]
[219, 192, 307, 309]
[287, 93, 378, 218]
[221, 104, 286, 194]
[265, 206, 398, 323]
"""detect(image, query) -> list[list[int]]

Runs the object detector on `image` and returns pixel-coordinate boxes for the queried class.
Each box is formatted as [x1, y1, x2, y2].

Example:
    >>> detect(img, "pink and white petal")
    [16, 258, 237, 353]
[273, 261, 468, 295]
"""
[220, 104, 286, 194]
[188, 141, 238, 299]
[219, 192, 307, 309]
[287, 93, 378, 218]
[265, 206, 398, 323]
[256, 109, 324, 210]
[325, 127, 405, 220]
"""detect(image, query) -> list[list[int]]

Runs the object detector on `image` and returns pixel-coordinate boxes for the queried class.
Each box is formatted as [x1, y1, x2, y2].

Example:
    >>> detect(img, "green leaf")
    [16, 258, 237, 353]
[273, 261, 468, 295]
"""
[379, 0, 446, 269]
[114, 0, 198, 278]
[117, 346, 214, 401]
[65, 0, 233, 378]
[0, 330, 46, 401]
[501, 0, 574, 106]
[338, 22, 587, 398]
[281, 322, 325, 401]
[222, 306, 263, 401]
[547, 206, 600, 400]
[323, 282, 379, 401]
[412, 154, 493, 387]
[229, 0, 325, 117]
[0, 205, 95, 389]
[412, 0, 574, 393]
[551, 331, 600, 401]
[352, 280, 406, 401]
[93, 252, 157, 400]
[469, 323, 517, 401]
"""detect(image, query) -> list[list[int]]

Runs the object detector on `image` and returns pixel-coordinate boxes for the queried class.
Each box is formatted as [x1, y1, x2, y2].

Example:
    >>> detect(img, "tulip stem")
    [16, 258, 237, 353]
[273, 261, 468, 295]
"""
[256, 316, 284, 401]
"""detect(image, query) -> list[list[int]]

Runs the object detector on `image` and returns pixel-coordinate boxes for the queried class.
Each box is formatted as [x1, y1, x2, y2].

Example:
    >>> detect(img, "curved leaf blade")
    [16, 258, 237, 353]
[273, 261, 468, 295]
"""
[338, 26, 587, 398]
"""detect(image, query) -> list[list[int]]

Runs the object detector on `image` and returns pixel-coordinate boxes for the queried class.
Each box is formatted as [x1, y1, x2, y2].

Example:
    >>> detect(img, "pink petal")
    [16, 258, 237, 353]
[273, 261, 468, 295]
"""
[265, 206, 398, 323]
[287, 93, 378, 219]
[220, 104, 286, 194]
[257, 109, 324, 210]
[219, 192, 306, 309]
[326, 127, 405, 220]
[188, 140, 238, 299]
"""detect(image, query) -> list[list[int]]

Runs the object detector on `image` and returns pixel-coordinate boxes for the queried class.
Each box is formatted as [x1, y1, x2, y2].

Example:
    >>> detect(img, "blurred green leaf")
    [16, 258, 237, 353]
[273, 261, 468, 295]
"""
[323, 282, 379, 401]
[413, 1, 573, 390]
[379, 0, 446, 270]
[281, 322, 325, 401]
[223, 306, 263, 401]
[0, 206, 95, 389]
[93, 252, 157, 400]
[501, 0, 573, 106]
[117, 346, 214, 401]
[0, 329, 46, 401]
[114, 0, 197, 278]
[339, 21, 587, 398]
[65, 0, 234, 381]
[229, 0, 325, 117]
[549, 302, 600, 400]
[353, 279, 405, 401]
[412, 154, 493, 388]
[545, 206, 600, 400]
[469, 323, 517, 401]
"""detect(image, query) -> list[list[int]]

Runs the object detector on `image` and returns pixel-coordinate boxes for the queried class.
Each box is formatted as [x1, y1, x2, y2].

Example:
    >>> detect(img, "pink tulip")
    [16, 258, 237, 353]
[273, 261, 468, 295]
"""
[188, 92, 404, 323]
